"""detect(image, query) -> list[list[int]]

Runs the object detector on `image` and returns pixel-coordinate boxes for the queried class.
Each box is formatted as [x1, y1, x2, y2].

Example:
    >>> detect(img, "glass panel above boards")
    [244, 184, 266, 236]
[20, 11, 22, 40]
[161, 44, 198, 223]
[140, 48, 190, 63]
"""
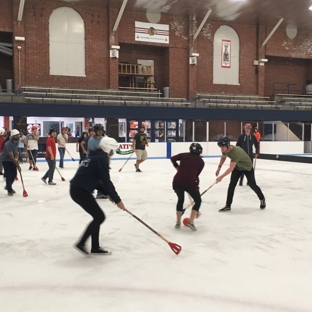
[127, 120, 151, 142]
[119, 119, 186, 142]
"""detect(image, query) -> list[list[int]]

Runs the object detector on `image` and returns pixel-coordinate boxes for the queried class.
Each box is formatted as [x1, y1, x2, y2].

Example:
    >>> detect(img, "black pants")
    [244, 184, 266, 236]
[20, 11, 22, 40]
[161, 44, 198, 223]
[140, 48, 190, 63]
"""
[240, 155, 253, 184]
[70, 186, 105, 249]
[227, 168, 264, 207]
[42, 157, 55, 182]
[28, 149, 37, 164]
[79, 151, 86, 164]
[173, 186, 202, 212]
[2, 161, 17, 193]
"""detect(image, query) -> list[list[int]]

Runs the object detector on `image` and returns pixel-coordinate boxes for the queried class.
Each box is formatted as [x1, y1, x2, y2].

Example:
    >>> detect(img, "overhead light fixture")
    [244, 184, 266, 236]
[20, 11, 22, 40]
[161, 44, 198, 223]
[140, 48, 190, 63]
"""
[310, 5, 312, 10]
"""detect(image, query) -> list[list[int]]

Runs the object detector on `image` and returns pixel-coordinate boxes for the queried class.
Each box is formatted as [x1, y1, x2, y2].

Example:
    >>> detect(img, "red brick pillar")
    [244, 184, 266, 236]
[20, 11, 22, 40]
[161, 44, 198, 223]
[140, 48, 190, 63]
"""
[12, 0, 26, 90]
[188, 14, 198, 100]
[257, 24, 266, 97]
[108, 8, 119, 90]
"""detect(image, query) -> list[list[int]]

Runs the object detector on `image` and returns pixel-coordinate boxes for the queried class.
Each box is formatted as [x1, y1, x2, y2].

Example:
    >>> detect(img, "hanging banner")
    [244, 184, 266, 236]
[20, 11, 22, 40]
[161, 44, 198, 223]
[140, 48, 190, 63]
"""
[135, 22, 169, 44]
[221, 39, 231, 68]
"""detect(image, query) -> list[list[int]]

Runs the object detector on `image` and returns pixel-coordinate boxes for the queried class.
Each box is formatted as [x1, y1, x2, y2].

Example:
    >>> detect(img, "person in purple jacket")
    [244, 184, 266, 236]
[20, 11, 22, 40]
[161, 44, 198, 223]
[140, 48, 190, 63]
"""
[171, 143, 205, 231]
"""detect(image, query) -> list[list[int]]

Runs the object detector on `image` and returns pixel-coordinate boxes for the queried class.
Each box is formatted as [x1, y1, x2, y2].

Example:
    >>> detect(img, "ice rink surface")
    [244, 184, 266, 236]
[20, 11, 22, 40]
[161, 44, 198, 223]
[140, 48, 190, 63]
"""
[1, 156, 312, 312]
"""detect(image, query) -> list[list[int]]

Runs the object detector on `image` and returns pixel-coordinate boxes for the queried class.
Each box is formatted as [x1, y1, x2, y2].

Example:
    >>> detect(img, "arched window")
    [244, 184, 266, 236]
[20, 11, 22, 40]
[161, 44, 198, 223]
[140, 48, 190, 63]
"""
[213, 26, 239, 85]
[49, 7, 85, 76]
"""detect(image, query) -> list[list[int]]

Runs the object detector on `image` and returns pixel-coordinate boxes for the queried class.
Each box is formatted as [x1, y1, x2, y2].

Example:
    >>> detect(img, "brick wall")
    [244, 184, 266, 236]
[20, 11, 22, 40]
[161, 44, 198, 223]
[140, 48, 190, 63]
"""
[2, 0, 312, 98]
[264, 57, 308, 97]
[0, 0, 13, 32]
[266, 26, 312, 59]
[196, 22, 258, 95]
[22, 0, 110, 89]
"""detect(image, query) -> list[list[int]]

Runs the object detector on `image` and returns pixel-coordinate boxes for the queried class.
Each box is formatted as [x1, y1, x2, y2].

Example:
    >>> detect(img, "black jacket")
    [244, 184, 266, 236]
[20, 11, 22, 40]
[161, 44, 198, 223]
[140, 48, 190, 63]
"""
[236, 134, 259, 158]
[70, 150, 121, 204]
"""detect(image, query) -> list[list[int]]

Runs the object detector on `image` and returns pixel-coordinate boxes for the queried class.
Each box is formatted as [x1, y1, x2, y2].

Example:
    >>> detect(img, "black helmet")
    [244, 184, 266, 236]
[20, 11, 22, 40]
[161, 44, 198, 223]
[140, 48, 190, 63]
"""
[217, 136, 230, 147]
[49, 128, 57, 135]
[189, 143, 203, 155]
[93, 124, 104, 132]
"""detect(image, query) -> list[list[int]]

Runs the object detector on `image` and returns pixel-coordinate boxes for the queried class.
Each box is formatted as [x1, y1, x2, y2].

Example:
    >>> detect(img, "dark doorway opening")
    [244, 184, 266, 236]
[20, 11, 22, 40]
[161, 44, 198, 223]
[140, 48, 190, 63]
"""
[0, 32, 13, 91]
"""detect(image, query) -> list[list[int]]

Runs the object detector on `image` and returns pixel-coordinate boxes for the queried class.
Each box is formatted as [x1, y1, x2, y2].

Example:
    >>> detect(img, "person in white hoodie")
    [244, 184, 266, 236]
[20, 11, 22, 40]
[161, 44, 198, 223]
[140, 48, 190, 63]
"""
[24, 126, 39, 170]
[57, 127, 68, 168]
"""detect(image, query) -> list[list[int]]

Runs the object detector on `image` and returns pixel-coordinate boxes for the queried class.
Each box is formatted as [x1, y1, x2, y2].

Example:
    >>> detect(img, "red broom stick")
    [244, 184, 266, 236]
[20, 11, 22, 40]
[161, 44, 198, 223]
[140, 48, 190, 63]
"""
[124, 208, 182, 255]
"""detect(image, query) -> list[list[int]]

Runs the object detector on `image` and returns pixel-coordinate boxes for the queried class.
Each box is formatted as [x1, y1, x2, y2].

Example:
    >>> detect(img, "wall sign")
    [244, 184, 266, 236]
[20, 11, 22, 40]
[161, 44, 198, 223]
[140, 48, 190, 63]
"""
[135, 22, 169, 44]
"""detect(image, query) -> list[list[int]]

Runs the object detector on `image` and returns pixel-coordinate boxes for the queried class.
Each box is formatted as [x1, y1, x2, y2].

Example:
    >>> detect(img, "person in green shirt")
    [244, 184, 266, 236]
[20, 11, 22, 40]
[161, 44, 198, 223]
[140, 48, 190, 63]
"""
[215, 136, 266, 212]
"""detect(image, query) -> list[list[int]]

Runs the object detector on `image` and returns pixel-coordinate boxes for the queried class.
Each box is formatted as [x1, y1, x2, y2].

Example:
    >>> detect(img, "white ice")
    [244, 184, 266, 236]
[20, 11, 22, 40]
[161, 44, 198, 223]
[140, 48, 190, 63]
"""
[1, 157, 312, 312]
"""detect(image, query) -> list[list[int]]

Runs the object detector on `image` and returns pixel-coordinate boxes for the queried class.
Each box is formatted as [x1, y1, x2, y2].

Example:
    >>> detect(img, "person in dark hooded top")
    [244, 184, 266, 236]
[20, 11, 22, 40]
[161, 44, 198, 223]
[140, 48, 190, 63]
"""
[70, 136, 126, 256]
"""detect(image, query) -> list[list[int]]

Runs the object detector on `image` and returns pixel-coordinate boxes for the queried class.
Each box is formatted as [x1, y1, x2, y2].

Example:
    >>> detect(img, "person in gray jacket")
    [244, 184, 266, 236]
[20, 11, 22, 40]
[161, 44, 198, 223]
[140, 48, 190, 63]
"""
[0, 129, 21, 196]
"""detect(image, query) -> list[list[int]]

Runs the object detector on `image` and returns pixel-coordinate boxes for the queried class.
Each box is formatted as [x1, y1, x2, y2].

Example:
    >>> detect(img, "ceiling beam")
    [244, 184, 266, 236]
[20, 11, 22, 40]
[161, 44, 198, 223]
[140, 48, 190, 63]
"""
[262, 18, 284, 47]
[17, 0, 25, 22]
[193, 9, 212, 41]
[0, 45, 13, 56]
[0, 42, 13, 47]
[112, 0, 128, 32]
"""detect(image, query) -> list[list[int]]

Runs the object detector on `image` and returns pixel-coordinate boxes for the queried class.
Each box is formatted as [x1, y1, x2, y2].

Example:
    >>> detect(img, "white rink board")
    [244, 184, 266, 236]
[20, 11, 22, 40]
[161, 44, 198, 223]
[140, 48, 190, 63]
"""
[48, 141, 305, 162]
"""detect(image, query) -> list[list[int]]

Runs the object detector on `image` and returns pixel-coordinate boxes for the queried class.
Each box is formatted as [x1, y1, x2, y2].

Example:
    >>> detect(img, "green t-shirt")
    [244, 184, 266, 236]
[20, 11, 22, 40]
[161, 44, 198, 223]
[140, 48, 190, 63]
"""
[222, 146, 253, 171]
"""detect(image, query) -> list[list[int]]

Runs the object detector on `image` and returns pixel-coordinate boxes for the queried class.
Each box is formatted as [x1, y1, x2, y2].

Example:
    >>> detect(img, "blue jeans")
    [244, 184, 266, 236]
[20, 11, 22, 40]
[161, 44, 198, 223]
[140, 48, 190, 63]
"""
[58, 147, 65, 168]
[18, 147, 24, 162]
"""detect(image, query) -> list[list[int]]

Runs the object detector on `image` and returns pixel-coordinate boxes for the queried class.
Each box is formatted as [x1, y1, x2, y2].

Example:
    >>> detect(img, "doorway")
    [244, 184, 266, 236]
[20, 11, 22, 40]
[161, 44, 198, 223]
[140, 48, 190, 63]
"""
[0, 32, 13, 91]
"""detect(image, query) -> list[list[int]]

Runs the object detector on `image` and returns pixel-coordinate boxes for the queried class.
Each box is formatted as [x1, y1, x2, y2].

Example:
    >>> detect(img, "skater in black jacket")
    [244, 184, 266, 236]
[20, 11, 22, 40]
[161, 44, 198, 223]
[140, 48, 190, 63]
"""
[236, 123, 259, 186]
[70, 136, 126, 256]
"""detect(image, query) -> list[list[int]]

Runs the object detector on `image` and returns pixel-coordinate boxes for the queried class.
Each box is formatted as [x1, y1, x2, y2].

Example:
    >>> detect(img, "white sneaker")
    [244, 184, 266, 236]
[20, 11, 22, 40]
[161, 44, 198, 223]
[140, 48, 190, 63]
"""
[187, 222, 197, 231]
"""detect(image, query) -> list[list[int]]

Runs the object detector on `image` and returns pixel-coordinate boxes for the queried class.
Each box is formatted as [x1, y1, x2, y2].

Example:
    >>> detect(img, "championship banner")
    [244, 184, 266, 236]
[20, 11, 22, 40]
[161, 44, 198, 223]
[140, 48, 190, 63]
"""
[221, 39, 231, 68]
[135, 22, 169, 44]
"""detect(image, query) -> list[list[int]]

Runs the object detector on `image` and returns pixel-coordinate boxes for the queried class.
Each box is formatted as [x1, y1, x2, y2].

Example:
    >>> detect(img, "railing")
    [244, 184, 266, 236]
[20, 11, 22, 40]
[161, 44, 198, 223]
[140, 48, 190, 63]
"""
[118, 63, 153, 76]
[272, 82, 307, 96]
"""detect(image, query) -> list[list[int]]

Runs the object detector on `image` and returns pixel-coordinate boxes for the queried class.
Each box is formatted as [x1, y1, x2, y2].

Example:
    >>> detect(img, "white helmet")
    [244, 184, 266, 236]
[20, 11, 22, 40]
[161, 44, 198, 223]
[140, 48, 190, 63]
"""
[99, 136, 119, 155]
[0, 128, 5, 135]
[11, 129, 20, 136]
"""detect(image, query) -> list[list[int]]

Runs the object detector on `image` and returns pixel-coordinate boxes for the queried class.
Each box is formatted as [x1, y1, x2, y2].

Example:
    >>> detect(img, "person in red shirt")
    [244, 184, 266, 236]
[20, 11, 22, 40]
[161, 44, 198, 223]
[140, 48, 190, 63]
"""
[170, 143, 205, 231]
[41, 128, 57, 185]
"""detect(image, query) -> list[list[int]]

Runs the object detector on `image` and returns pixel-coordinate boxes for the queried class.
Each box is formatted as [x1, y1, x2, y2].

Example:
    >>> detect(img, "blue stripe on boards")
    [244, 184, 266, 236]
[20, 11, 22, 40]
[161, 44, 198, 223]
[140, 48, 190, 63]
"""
[167, 142, 172, 159]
